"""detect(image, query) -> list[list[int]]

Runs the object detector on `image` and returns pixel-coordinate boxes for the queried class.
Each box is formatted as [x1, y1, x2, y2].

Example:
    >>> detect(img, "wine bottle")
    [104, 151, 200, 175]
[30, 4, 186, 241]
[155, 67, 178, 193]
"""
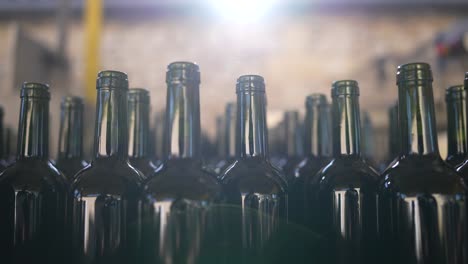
[56, 96, 88, 180]
[313, 80, 380, 264]
[445, 85, 467, 167]
[220, 75, 288, 262]
[128, 88, 158, 178]
[281, 110, 304, 181]
[0, 82, 69, 264]
[290, 94, 331, 226]
[143, 62, 221, 263]
[380, 63, 466, 264]
[71, 71, 144, 264]
[215, 102, 236, 175]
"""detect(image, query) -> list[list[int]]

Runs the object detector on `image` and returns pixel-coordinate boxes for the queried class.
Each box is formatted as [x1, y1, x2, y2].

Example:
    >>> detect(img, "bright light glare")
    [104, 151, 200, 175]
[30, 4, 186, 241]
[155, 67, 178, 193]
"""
[209, 0, 278, 23]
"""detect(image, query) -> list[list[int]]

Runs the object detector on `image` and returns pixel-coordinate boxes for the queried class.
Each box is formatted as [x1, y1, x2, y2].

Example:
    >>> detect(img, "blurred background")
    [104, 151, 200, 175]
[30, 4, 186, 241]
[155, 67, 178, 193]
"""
[0, 0, 467, 164]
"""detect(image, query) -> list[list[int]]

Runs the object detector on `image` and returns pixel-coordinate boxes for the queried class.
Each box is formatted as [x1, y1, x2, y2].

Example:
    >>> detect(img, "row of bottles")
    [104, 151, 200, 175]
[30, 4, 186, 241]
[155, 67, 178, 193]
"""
[0, 61, 467, 264]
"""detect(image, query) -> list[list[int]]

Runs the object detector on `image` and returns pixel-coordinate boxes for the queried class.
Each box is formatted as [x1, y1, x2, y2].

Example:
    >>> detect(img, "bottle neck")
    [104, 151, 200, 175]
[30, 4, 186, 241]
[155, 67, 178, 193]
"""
[17, 98, 49, 159]
[284, 112, 302, 156]
[237, 91, 268, 158]
[332, 95, 361, 157]
[164, 81, 201, 159]
[399, 81, 439, 156]
[305, 103, 330, 157]
[447, 93, 467, 158]
[225, 107, 236, 158]
[93, 88, 128, 160]
[128, 100, 150, 158]
[58, 105, 83, 159]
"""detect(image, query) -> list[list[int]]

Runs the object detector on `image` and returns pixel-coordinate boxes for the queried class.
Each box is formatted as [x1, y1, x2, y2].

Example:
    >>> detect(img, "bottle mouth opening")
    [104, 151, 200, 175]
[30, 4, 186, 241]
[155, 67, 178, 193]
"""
[166, 61, 200, 84]
[61, 96, 84, 108]
[396, 62, 433, 84]
[445, 84, 466, 101]
[128, 88, 150, 104]
[306, 93, 328, 106]
[21, 82, 50, 99]
[236, 75, 265, 93]
[96, 70, 128, 90]
[331, 80, 359, 97]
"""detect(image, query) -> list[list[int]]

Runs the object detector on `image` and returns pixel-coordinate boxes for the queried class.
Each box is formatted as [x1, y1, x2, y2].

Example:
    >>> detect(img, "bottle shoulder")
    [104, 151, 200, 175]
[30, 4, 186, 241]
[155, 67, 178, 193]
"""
[144, 159, 221, 201]
[129, 157, 158, 177]
[318, 157, 380, 190]
[72, 158, 143, 196]
[295, 156, 330, 179]
[220, 158, 288, 194]
[0, 158, 68, 192]
[382, 155, 466, 195]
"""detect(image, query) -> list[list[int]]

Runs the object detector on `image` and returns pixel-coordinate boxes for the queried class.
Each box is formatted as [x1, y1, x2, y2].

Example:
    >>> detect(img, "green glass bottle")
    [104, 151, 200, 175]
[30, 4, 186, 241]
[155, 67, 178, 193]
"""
[290, 94, 331, 226]
[0, 83, 69, 264]
[128, 88, 158, 178]
[445, 85, 467, 167]
[281, 110, 304, 182]
[56, 96, 88, 180]
[380, 63, 466, 264]
[143, 62, 221, 264]
[313, 80, 379, 264]
[71, 71, 144, 264]
[220, 75, 288, 263]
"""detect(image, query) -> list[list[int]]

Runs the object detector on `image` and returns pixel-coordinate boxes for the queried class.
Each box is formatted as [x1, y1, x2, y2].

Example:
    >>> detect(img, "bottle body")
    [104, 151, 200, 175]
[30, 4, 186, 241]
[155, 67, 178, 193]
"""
[380, 63, 467, 264]
[0, 83, 69, 264]
[71, 71, 144, 264]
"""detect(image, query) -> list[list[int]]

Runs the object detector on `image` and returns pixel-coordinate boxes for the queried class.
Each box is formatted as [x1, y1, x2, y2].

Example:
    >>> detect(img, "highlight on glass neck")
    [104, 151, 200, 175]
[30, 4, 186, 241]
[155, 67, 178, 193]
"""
[164, 61, 201, 159]
[93, 70, 129, 160]
[128, 88, 150, 159]
[17, 82, 50, 159]
[236, 74, 268, 158]
[446, 84, 467, 159]
[224, 102, 236, 158]
[331, 80, 361, 157]
[283, 110, 302, 157]
[396, 62, 439, 156]
[58, 96, 84, 159]
[305, 93, 330, 158]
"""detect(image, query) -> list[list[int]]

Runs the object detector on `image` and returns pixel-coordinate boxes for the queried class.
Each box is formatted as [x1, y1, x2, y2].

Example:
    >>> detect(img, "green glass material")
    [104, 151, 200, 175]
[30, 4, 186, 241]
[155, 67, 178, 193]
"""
[143, 62, 221, 264]
[220, 75, 288, 262]
[446, 85, 467, 167]
[380, 63, 466, 264]
[281, 110, 304, 182]
[0, 83, 69, 264]
[56, 96, 88, 180]
[71, 71, 144, 264]
[128, 88, 158, 178]
[312, 81, 379, 264]
[290, 94, 331, 226]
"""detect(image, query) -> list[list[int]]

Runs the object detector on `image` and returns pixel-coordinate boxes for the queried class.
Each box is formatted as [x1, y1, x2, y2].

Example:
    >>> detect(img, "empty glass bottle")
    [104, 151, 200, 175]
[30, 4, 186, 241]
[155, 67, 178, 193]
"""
[56, 96, 88, 180]
[445, 85, 467, 167]
[128, 88, 158, 178]
[220, 75, 288, 263]
[312, 80, 379, 264]
[281, 111, 304, 181]
[0, 82, 69, 264]
[71, 71, 144, 264]
[215, 102, 236, 175]
[143, 62, 221, 264]
[290, 94, 331, 226]
[380, 63, 466, 264]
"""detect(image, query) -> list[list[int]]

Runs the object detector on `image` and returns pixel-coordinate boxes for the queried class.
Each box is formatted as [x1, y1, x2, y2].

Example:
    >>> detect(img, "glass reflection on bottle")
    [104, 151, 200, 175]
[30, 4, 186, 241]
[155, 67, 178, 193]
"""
[71, 71, 144, 264]
[220, 75, 288, 263]
[143, 62, 221, 264]
[380, 63, 467, 264]
[0, 82, 69, 264]
[56, 96, 88, 180]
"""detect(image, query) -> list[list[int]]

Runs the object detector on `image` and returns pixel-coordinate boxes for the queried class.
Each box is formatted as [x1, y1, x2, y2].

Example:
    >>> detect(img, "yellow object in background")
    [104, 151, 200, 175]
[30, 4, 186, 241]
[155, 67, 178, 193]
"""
[84, 0, 102, 103]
